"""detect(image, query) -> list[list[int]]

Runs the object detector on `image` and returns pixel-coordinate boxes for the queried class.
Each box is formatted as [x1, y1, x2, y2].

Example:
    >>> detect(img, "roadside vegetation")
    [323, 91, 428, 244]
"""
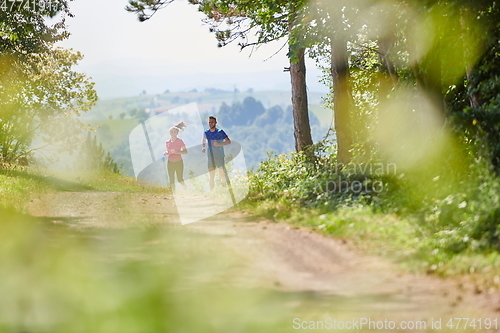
[242, 140, 500, 289]
[0, 165, 169, 211]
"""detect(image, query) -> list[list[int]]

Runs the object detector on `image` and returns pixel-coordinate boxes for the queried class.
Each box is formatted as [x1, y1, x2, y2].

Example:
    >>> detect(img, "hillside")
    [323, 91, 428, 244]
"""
[83, 89, 329, 121]
[83, 90, 332, 176]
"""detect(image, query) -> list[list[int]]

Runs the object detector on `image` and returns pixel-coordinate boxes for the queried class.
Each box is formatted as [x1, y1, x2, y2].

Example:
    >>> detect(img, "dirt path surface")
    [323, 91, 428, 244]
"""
[28, 190, 500, 332]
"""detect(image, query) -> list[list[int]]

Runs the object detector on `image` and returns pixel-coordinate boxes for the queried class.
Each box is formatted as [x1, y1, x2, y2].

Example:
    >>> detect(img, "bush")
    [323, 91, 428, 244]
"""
[248, 142, 500, 255]
[79, 133, 121, 174]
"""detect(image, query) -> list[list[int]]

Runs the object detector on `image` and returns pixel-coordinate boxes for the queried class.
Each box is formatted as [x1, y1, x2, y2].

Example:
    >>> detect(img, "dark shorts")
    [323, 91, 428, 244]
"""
[207, 155, 225, 169]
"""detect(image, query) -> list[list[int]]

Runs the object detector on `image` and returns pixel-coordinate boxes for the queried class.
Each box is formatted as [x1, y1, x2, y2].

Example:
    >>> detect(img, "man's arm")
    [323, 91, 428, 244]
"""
[213, 137, 231, 147]
[201, 134, 207, 152]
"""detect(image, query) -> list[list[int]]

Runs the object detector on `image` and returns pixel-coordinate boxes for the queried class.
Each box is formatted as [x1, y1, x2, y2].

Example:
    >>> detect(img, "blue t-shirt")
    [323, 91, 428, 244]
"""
[204, 128, 228, 159]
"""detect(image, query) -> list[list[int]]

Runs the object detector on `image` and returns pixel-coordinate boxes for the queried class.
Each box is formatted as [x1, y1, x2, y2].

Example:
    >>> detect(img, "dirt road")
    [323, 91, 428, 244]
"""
[28, 190, 500, 332]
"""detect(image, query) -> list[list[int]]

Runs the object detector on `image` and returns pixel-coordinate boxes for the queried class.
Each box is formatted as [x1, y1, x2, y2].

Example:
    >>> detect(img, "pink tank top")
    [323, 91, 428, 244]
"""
[166, 138, 185, 162]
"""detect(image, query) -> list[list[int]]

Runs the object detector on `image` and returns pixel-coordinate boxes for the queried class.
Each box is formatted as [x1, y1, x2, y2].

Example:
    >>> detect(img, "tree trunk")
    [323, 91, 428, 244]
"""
[331, 37, 353, 165]
[290, 47, 314, 156]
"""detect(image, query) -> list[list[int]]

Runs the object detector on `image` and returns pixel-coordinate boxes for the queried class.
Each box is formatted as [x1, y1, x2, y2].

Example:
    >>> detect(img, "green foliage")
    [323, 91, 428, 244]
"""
[0, 3, 97, 165]
[79, 133, 121, 174]
[190, 0, 299, 49]
[0, 165, 174, 215]
[217, 99, 325, 170]
[248, 140, 395, 213]
[249, 151, 310, 203]
[0, 1, 70, 58]
[0, 48, 97, 164]
[446, 26, 500, 173]
[0, 165, 54, 211]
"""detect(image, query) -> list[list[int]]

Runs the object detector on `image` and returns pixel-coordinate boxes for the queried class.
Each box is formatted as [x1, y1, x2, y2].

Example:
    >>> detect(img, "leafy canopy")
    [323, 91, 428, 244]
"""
[0, 2, 98, 164]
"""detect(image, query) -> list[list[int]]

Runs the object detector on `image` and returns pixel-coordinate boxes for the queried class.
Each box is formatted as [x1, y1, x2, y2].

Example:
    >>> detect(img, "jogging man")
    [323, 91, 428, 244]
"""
[201, 116, 231, 191]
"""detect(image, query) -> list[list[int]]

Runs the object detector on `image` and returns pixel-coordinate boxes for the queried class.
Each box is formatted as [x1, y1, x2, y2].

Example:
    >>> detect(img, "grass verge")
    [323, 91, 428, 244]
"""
[0, 165, 171, 212]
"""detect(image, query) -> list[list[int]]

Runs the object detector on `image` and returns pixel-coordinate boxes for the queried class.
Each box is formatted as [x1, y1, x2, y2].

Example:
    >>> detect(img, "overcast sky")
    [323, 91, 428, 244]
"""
[53, 0, 326, 98]
[62, 0, 289, 71]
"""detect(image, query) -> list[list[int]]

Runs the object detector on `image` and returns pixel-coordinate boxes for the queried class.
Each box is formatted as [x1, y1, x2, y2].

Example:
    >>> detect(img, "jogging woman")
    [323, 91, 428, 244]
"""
[164, 121, 188, 191]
